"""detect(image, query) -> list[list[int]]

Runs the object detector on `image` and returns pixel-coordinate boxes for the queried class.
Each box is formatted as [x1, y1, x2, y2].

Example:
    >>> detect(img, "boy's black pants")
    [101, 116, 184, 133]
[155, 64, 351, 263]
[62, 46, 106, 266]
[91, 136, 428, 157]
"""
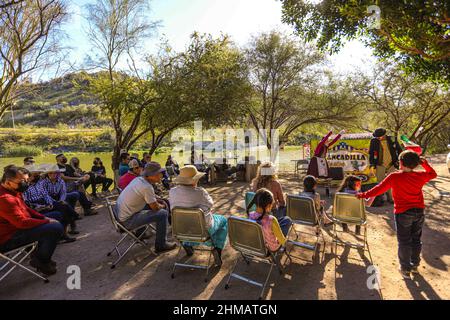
[395, 208, 424, 271]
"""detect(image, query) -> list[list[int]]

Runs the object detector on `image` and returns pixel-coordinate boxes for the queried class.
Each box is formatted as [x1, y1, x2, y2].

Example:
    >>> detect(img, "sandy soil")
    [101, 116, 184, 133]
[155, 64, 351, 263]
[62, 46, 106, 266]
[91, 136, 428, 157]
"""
[0, 156, 448, 300]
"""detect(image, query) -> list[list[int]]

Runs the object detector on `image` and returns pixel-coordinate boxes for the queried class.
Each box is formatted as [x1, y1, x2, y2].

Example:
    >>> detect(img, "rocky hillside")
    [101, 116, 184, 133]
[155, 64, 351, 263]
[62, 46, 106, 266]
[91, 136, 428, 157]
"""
[1, 72, 110, 128]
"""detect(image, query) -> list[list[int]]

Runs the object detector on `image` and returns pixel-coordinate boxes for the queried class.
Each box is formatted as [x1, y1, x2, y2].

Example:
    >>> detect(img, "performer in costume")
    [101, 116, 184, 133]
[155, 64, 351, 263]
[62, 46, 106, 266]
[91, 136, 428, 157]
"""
[307, 130, 345, 178]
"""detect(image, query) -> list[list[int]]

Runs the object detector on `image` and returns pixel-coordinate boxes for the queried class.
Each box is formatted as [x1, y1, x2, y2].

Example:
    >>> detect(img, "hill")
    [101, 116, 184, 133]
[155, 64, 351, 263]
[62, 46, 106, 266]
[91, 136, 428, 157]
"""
[1, 72, 110, 128]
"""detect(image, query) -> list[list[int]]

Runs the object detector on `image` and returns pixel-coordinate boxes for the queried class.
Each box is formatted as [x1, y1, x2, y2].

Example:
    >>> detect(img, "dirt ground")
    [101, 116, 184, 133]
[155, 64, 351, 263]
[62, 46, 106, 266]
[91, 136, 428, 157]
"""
[1, 156, 448, 300]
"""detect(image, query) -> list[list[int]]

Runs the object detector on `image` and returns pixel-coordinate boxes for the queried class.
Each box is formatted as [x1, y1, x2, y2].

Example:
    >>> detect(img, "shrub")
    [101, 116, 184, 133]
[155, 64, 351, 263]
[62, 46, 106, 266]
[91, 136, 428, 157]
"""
[2, 145, 43, 157]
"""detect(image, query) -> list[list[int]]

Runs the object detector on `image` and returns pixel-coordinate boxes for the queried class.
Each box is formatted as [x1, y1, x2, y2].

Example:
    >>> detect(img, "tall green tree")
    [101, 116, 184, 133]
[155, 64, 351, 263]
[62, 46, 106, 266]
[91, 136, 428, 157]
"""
[141, 33, 250, 155]
[353, 62, 450, 152]
[281, 0, 450, 84]
[245, 31, 359, 150]
[84, 0, 158, 170]
[0, 0, 67, 120]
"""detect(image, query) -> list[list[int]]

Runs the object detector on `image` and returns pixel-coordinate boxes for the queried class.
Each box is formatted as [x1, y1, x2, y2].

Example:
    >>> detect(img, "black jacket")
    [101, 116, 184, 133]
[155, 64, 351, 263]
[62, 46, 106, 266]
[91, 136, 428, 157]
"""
[369, 136, 402, 169]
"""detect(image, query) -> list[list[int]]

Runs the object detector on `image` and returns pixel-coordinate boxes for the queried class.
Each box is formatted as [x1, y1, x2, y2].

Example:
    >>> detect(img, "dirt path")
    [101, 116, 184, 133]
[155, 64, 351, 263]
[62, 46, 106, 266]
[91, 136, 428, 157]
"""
[0, 158, 448, 300]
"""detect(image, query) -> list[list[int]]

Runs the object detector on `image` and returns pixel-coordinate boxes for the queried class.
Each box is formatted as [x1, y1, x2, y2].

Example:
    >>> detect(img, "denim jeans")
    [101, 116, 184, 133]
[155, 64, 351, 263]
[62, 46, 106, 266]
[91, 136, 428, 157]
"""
[0, 221, 63, 263]
[273, 206, 287, 219]
[122, 209, 169, 250]
[395, 208, 425, 271]
[278, 216, 293, 237]
[66, 191, 92, 211]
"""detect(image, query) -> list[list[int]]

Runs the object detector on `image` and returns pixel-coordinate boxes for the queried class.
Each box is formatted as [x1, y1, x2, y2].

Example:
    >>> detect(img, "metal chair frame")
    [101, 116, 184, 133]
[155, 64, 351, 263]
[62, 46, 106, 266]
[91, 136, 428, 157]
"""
[0, 242, 49, 283]
[286, 195, 326, 262]
[104, 196, 156, 269]
[224, 216, 292, 300]
[170, 207, 217, 282]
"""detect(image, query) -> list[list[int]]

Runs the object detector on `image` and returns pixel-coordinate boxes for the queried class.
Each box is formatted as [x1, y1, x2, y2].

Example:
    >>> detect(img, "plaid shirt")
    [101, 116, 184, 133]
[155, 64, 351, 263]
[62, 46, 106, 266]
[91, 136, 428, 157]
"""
[23, 181, 54, 206]
[36, 177, 67, 203]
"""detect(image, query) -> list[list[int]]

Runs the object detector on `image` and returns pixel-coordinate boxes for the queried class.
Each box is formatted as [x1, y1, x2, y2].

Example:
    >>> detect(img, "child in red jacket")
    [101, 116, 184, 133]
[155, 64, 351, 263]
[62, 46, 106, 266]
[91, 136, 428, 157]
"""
[357, 150, 437, 279]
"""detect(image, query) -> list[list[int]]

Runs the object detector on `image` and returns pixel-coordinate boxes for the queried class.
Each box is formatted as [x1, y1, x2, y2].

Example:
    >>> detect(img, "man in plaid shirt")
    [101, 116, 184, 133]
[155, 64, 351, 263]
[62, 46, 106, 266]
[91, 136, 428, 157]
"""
[23, 167, 79, 240]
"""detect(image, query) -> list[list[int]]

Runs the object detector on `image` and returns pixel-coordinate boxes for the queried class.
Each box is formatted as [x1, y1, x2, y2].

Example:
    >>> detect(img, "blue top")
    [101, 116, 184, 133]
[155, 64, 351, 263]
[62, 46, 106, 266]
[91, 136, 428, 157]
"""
[119, 164, 130, 177]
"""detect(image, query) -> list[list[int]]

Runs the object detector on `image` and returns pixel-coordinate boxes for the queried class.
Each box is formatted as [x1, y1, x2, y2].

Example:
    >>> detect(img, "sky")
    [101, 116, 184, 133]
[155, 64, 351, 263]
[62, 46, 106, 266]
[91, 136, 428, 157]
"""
[58, 0, 376, 79]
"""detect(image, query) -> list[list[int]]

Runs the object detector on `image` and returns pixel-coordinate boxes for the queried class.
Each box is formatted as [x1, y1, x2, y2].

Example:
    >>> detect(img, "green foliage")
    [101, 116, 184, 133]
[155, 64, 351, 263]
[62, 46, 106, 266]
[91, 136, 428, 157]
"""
[1, 145, 42, 157]
[281, 0, 450, 84]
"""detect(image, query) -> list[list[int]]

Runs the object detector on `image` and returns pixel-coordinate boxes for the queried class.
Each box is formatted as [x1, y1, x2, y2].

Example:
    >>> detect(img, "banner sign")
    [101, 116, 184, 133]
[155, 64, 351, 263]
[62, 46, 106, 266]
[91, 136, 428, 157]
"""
[310, 133, 377, 185]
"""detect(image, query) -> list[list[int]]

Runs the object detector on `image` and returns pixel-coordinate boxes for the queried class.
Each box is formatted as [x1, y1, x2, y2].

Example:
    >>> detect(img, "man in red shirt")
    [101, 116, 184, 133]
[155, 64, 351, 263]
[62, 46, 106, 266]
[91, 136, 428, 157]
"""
[357, 150, 437, 279]
[0, 166, 63, 276]
[118, 159, 143, 191]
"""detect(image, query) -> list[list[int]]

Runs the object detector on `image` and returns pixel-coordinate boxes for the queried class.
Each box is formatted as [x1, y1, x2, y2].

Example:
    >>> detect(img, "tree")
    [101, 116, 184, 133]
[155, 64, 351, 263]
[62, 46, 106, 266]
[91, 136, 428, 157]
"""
[245, 31, 359, 151]
[84, 0, 158, 170]
[140, 33, 250, 155]
[0, 0, 67, 120]
[281, 0, 450, 84]
[354, 62, 450, 153]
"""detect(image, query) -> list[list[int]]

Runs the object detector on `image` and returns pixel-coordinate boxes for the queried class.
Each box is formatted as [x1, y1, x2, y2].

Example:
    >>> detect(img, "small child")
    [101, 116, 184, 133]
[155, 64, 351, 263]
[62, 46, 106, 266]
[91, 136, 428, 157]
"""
[337, 175, 363, 235]
[357, 150, 437, 279]
[247, 188, 292, 252]
[299, 175, 333, 226]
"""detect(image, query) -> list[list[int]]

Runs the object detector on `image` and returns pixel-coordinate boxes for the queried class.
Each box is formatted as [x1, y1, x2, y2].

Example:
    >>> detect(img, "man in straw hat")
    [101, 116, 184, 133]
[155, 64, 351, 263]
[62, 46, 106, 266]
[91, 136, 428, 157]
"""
[39, 164, 97, 216]
[169, 165, 228, 265]
[116, 162, 176, 253]
[23, 164, 78, 243]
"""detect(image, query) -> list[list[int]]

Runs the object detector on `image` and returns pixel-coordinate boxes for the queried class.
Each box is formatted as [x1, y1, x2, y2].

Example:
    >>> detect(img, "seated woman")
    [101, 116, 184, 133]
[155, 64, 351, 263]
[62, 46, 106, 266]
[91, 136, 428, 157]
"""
[169, 165, 227, 266]
[336, 176, 363, 235]
[251, 162, 286, 219]
[247, 188, 292, 253]
[91, 158, 113, 194]
[299, 175, 333, 226]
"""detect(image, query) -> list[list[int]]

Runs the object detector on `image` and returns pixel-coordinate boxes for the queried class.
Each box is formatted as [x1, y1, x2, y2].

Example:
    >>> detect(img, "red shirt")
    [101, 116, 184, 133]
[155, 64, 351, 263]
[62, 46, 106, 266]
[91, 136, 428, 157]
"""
[358, 160, 437, 214]
[0, 185, 48, 245]
[118, 172, 138, 190]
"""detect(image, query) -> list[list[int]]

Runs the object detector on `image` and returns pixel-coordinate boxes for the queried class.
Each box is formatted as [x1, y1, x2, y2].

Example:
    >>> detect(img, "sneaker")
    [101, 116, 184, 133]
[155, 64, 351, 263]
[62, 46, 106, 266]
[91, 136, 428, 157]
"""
[155, 242, 177, 253]
[30, 258, 57, 276]
[399, 267, 411, 279]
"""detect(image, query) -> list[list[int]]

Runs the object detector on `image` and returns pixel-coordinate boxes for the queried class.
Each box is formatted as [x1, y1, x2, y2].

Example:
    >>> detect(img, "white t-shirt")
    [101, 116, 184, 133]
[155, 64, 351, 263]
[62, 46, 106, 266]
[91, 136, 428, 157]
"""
[169, 185, 214, 228]
[116, 177, 157, 222]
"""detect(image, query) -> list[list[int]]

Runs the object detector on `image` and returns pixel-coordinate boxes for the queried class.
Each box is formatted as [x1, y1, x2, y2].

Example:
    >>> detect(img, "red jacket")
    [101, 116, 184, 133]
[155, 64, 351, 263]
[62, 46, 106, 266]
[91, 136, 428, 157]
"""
[358, 160, 437, 214]
[118, 172, 138, 190]
[0, 185, 48, 245]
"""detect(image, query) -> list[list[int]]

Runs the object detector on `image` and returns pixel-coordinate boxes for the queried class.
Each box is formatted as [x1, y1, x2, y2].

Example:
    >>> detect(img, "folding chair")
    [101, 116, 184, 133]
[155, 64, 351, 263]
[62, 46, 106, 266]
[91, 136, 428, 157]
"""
[170, 207, 217, 282]
[245, 191, 256, 212]
[104, 196, 156, 269]
[224, 216, 291, 300]
[328, 193, 368, 251]
[0, 242, 49, 283]
[286, 195, 326, 261]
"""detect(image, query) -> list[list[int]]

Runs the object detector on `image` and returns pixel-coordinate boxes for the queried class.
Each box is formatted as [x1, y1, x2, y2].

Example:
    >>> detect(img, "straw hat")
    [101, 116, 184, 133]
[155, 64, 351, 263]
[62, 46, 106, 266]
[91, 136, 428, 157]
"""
[39, 163, 66, 173]
[174, 165, 205, 185]
[24, 164, 43, 173]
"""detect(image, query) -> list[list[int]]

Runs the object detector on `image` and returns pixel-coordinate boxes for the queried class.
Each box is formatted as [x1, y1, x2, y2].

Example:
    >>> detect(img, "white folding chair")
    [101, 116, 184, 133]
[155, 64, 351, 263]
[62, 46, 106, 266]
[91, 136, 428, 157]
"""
[286, 195, 326, 262]
[170, 207, 217, 282]
[0, 242, 49, 283]
[224, 216, 291, 300]
[104, 196, 156, 269]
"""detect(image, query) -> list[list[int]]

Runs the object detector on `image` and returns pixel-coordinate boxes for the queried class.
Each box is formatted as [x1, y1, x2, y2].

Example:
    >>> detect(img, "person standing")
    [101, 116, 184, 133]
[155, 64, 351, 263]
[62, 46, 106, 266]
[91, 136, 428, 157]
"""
[307, 130, 345, 178]
[369, 128, 402, 204]
[357, 151, 437, 279]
